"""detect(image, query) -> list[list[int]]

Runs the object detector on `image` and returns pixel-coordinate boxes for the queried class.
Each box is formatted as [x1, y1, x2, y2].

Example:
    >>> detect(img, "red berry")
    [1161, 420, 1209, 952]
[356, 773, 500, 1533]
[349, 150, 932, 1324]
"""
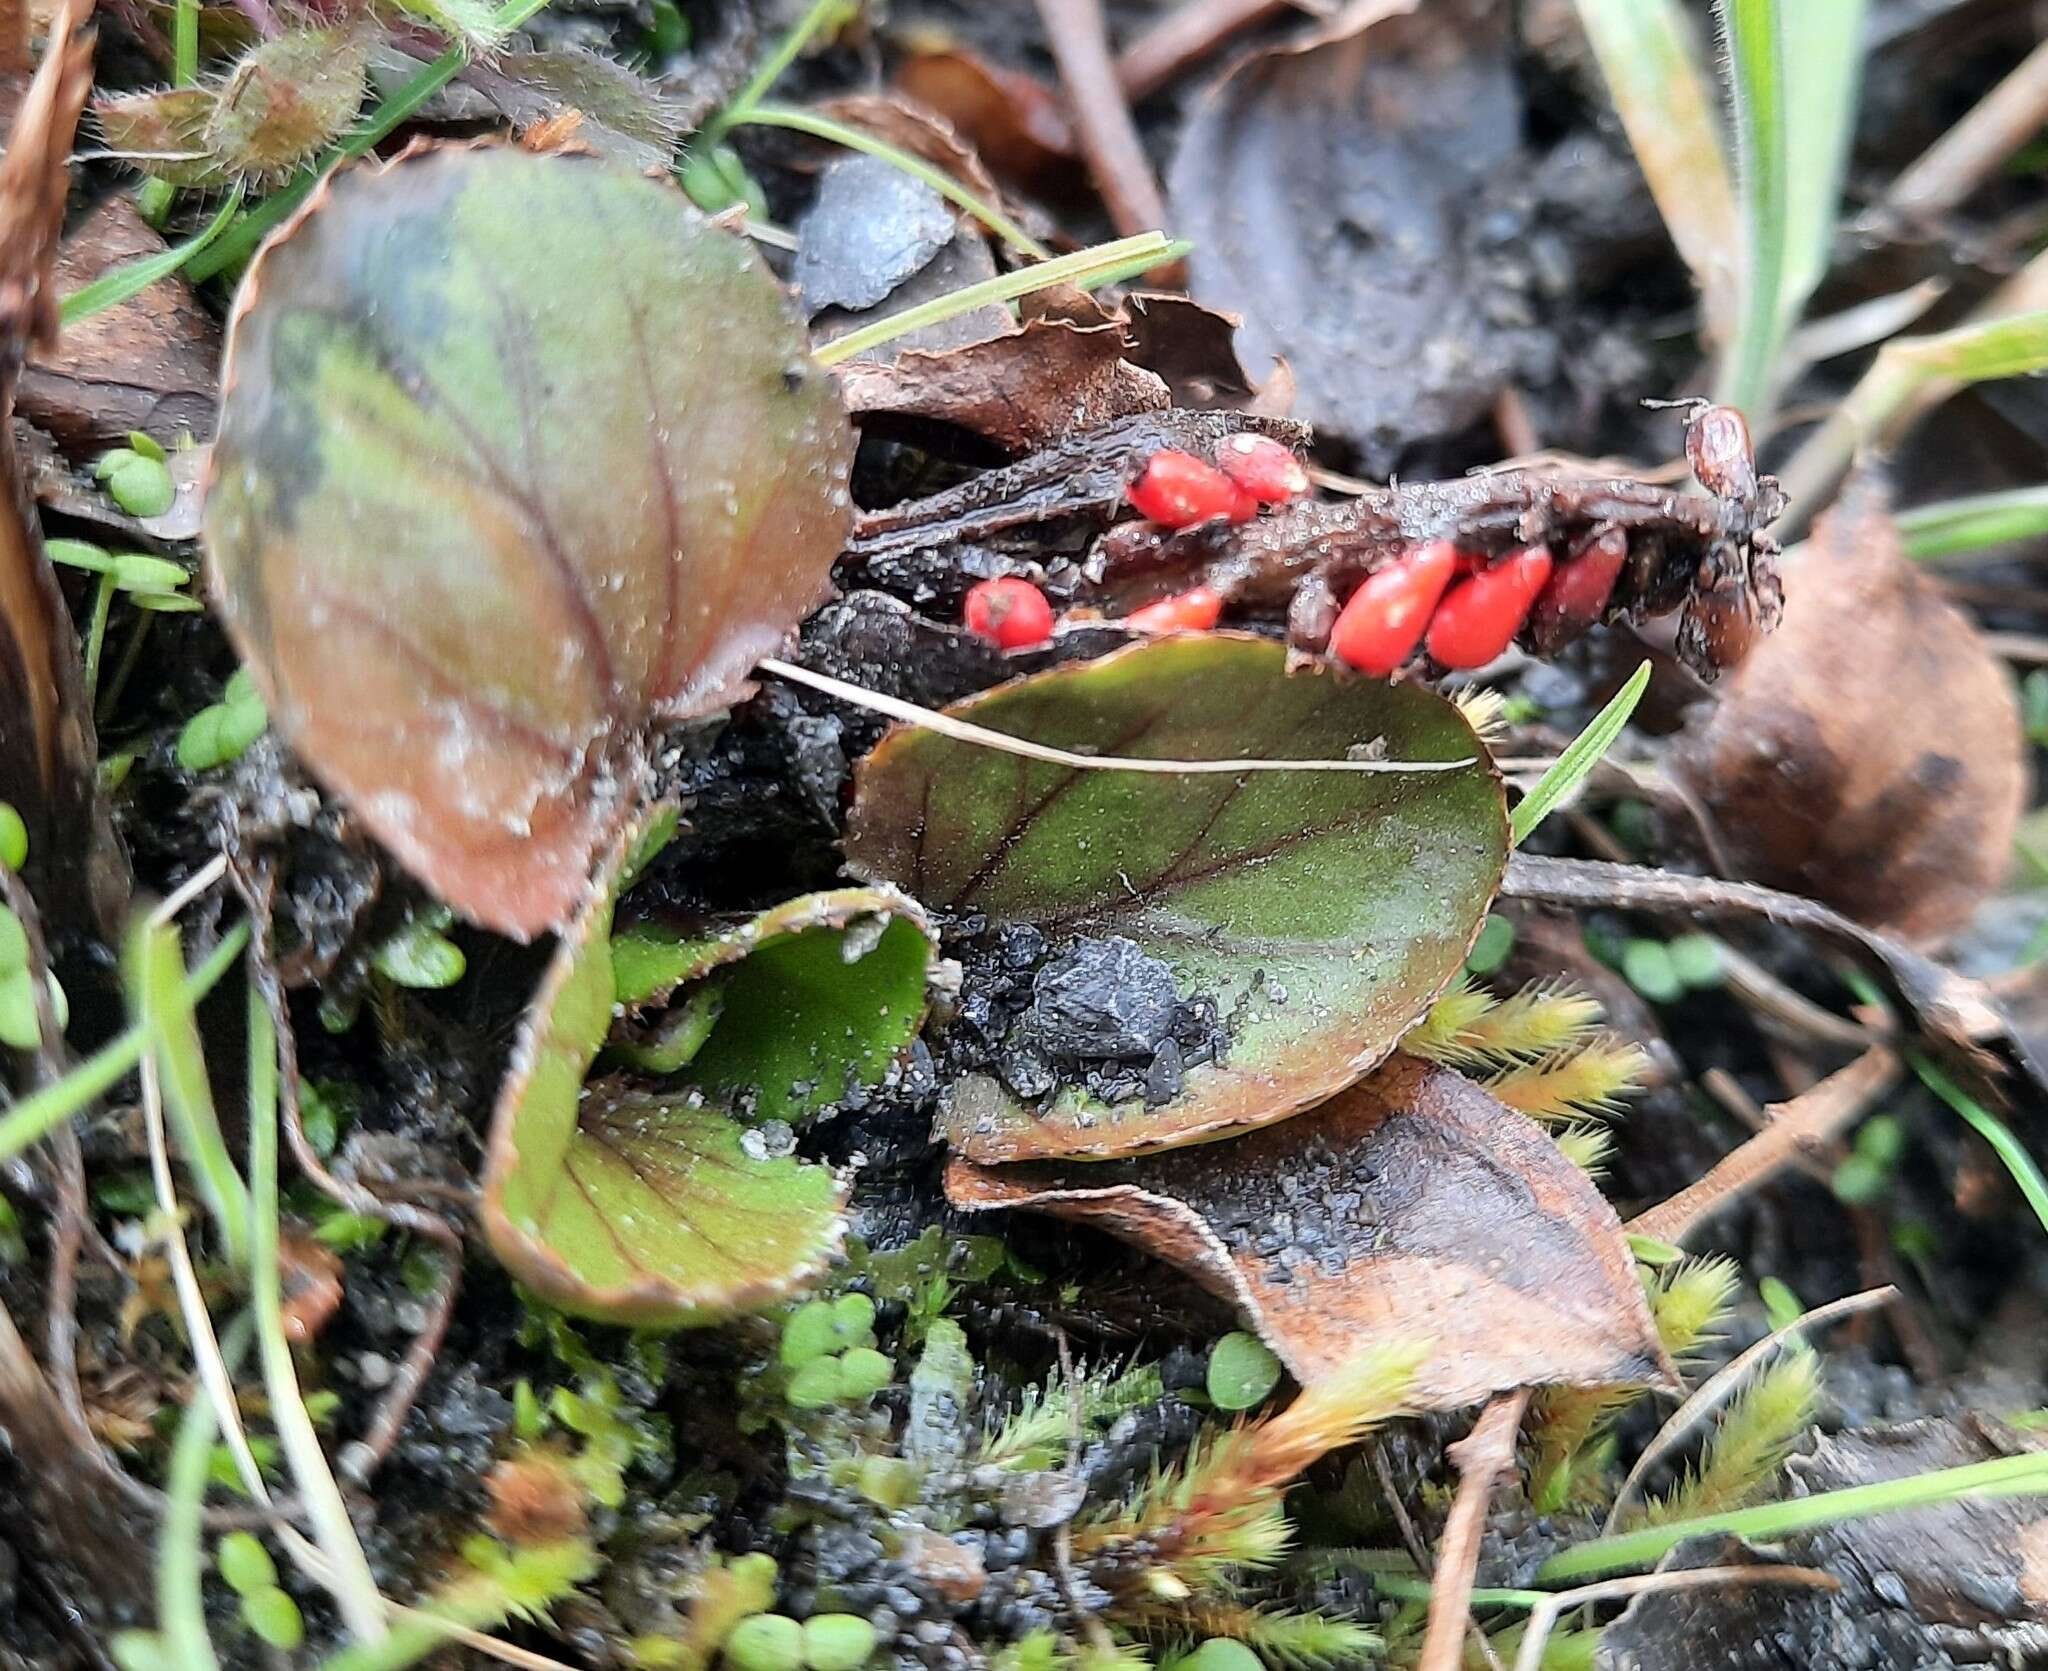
[1685, 404, 1758, 503]
[1127, 449, 1257, 528]
[963, 577, 1054, 649]
[1527, 526, 1627, 652]
[1125, 585, 1224, 634]
[1329, 541, 1461, 676]
[1216, 434, 1310, 504]
[1426, 546, 1555, 669]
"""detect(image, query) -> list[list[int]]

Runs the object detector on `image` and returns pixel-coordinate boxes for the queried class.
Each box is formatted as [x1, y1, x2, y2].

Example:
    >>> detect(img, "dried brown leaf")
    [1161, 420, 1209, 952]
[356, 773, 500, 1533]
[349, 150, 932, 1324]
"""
[894, 47, 1078, 194]
[19, 195, 220, 454]
[947, 1053, 1676, 1409]
[1675, 473, 2028, 944]
[1166, 0, 1545, 470]
[836, 314, 1168, 452]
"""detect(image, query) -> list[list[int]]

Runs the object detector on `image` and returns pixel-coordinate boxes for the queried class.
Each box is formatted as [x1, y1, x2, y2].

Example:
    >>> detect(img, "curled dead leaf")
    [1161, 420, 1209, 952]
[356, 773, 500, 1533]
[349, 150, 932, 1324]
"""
[1675, 474, 2027, 944]
[947, 1053, 1676, 1409]
[895, 47, 1078, 194]
[836, 314, 1168, 453]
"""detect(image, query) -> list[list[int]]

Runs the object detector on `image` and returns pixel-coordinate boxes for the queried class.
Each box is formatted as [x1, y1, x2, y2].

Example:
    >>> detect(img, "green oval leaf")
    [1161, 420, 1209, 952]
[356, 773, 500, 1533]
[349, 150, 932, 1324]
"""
[481, 817, 933, 1327]
[206, 144, 854, 940]
[845, 635, 1507, 1160]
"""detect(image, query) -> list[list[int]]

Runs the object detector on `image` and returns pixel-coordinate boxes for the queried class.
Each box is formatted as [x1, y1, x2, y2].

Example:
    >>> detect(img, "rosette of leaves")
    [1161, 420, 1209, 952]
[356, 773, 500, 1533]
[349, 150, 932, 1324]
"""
[203, 143, 854, 939]
[481, 814, 936, 1326]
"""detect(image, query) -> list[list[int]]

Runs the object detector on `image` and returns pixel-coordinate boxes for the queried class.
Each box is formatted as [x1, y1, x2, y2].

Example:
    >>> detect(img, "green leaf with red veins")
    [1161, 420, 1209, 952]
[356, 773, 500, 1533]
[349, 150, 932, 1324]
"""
[844, 634, 1508, 1162]
[205, 144, 854, 940]
[481, 813, 932, 1328]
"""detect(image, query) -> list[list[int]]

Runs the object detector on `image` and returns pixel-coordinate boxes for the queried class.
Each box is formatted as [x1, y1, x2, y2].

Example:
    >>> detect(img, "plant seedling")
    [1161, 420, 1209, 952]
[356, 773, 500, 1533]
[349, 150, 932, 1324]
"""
[95, 433, 177, 518]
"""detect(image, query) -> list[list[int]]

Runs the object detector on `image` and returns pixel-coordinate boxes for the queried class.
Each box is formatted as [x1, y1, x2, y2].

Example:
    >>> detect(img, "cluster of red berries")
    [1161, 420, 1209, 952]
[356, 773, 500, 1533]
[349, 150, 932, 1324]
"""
[961, 436, 1309, 652]
[1327, 530, 1626, 675]
[960, 436, 1624, 673]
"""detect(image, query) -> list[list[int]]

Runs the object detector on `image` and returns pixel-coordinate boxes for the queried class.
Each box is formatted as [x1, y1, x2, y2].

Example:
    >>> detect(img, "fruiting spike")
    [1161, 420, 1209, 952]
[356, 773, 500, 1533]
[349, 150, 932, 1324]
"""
[1127, 449, 1257, 529]
[1426, 545, 1554, 669]
[1327, 541, 1460, 676]
[1125, 586, 1225, 634]
[964, 577, 1055, 649]
[1216, 434, 1310, 503]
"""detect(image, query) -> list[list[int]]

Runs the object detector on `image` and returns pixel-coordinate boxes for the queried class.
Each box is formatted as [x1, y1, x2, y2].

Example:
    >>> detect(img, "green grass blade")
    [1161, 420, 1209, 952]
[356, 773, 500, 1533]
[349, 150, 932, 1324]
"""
[1539, 1449, 2048, 1580]
[1511, 662, 1651, 847]
[247, 987, 390, 1643]
[128, 918, 253, 1268]
[158, 1368, 225, 1670]
[1911, 1051, 2048, 1238]
[733, 104, 1050, 258]
[1778, 0, 1865, 323]
[1898, 486, 2048, 560]
[1781, 302, 2048, 518]
[61, 185, 245, 327]
[1569, 0, 1737, 339]
[706, 0, 847, 140]
[185, 0, 555, 285]
[1715, 0, 1791, 419]
[0, 923, 245, 1167]
[813, 232, 1176, 365]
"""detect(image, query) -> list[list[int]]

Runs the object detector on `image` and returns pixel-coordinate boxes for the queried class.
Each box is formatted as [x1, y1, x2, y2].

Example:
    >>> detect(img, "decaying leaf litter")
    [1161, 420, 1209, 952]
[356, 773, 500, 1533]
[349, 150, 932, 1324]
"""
[5, 0, 2048, 1666]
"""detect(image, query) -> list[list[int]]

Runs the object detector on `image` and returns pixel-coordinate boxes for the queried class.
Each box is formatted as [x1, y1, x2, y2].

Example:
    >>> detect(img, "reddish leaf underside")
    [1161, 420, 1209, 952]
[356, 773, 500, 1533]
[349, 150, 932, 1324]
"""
[205, 143, 855, 939]
[948, 1054, 1676, 1409]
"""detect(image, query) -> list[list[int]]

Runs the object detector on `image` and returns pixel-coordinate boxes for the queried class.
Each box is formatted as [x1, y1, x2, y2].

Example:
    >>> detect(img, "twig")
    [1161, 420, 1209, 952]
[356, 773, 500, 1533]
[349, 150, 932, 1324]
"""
[1884, 39, 2048, 222]
[1510, 1564, 1837, 1671]
[1603, 1285, 1895, 1532]
[1034, 0, 1182, 280]
[232, 860, 465, 1483]
[1419, 1388, 1531, 1671]
[1627, 1048, 1899, 1245]
[1712, 940, 1886, 1052]
[1499, 853, 2009, 1057]
[1114, 0, 1324, 101]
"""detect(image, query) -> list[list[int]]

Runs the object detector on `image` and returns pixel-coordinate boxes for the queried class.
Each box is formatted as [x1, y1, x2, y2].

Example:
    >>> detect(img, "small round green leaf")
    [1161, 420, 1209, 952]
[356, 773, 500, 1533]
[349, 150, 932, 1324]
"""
[834, 1346, 893, 1401]
[780, 1300, 841, 1369]
[102, 452, 176, 517]
[0, 908, 26, 974]
[374, 917, 467, 989]
[240, 1587, 304, 1651]
[216, 1532, 277, 1595]
[1206, 1331, 1282, 1411]
[110, 554, 190, 594]
[1621, 940, 1681, 1004]
[0, 802, 25, 872]
[206, 144, 854, 941]
[726, 1615, 804, 1671]
[785, 1356, 844, 1410]
[847, 635, 1507, 1160]
[801, 1614, 877, 1671]
[1667, 933, 1723, 989]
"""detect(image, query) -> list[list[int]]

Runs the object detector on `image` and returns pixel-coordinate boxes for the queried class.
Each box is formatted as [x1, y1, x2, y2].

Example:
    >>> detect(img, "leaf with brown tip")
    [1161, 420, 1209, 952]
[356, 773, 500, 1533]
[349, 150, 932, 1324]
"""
[846, 634, 1507, 1161]
[947, 1054, 1676, 1410]
[206, 144, 855, 939]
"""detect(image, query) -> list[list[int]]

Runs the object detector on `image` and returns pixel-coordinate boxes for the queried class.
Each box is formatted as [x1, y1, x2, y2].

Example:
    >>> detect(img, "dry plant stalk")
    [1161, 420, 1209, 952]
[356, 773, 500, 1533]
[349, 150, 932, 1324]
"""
[1627, 1048, 1898, 1245]
[1418, 1388, 1532, 1671]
